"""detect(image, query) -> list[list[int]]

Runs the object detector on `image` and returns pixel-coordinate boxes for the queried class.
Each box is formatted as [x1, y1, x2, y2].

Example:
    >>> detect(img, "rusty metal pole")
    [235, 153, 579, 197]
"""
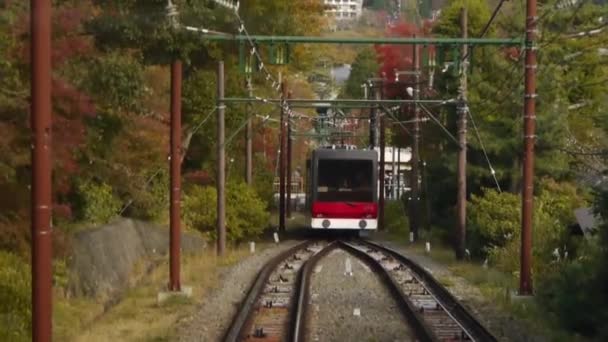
[520, 0, 538, 295]
[410, 38, 421, 241]
[456, 7, 468, 260]
[286, 93, 293, 219]
[392, 145, 396, 200]
[397, 146, 401, 200]
[246, 77, 253, 186]
[369, 85, 377, 148]
[379, 110, 386, 230]
[169, 60, 183, 290]
[279, 82, 287, 231]
[31, 0, 53, 340]
[217, 61, 226, 256]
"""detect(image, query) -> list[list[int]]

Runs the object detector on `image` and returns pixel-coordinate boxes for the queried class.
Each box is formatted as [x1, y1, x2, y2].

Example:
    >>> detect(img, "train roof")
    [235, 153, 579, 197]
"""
[312, 147, 378, 160]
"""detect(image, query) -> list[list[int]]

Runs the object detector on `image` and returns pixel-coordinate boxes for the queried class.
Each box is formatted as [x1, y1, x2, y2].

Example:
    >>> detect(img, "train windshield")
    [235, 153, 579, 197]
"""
[317, 159, 374, 202]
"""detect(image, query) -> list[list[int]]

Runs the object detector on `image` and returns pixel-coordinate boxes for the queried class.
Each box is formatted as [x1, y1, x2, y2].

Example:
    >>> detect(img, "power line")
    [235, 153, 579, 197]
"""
[418, 104, 460, 147]
[466, 107, 502, 191]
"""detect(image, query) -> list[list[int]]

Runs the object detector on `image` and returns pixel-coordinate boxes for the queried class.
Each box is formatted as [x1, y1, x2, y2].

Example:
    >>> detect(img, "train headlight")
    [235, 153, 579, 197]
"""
[359, 220, 367, 229]
[322, 219, 331, 228]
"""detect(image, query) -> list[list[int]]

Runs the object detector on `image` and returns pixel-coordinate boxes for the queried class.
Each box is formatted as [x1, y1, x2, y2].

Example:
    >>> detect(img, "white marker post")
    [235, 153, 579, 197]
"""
[249, 242, 255, 254]
[409, 232, 414, 243]
[425, 242, 431, 253]
[345, 258, 353, 276]
[273, 232, 280, 244]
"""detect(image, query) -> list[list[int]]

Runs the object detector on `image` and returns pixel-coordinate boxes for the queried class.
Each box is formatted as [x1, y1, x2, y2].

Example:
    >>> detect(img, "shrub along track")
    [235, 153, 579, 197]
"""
[224, 239, 496, 342]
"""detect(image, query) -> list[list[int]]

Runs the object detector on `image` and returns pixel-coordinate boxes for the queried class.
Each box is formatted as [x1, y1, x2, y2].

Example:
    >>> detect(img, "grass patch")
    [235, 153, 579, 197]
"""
[54, 244, 256, 341]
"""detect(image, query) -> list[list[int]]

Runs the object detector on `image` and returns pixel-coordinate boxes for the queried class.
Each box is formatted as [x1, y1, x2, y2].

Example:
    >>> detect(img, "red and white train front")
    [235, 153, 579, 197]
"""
[307, 148, 378, 230]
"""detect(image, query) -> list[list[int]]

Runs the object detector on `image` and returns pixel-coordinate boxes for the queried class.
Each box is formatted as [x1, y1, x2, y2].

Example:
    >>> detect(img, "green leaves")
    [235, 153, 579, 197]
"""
[74, 180, 121, 225]
[0, 251, 31, 341]
[81, 53, 146, 113]
[342, 47, 379, 99]
[183, 182, 270, 242]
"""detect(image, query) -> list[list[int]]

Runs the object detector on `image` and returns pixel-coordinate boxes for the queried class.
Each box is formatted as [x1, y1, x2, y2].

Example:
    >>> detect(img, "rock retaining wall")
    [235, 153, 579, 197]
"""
[67, 219, 205, 301]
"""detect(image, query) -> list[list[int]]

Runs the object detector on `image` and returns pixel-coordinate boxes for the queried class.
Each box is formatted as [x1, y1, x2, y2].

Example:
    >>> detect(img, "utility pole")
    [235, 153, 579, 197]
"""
[217, 61, 226, 256]
[286, 92, 293, 219]
[520, 0, 538, 295]
[369, 82, 377, 148]
[397, 146, 401, 200]
[31, 0, 52, 340]
[374, 82, 381, 148]
[169, 60, 183, 289]
[456, 7, 468, 260]
[392, 146, 396, 199]
[379, 107, 386, 230]
[410, 37, 421, 241]
[279, 82, 287, 231]
[246, 76, 253, 186]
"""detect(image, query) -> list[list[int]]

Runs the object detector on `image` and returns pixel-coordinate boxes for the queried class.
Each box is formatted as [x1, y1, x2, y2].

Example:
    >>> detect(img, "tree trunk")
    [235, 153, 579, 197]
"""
[180, 128, 194, 165]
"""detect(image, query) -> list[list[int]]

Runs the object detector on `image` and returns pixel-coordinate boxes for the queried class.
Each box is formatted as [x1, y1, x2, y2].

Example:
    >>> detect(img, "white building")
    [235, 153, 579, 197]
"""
[375, 146, 413, 200]
[324, 0, 363, 21]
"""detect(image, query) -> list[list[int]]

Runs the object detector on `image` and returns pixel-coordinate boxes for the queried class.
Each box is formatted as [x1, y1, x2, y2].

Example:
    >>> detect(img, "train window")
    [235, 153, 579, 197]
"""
[316, 159, 374, 202]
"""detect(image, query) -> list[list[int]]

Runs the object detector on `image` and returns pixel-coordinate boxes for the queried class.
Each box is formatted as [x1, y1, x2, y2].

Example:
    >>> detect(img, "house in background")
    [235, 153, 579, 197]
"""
[324, 0, 364, 30]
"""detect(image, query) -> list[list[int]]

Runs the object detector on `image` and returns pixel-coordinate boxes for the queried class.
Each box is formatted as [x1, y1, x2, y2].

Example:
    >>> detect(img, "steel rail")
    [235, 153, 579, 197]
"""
[223, 240, 314, 342]
[292, 242, 339, 342]
[361, 240, 498, 342]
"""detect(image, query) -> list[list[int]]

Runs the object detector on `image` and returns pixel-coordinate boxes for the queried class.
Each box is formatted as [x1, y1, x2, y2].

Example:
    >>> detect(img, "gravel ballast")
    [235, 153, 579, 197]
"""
[177, 240, 300, 342]
[307, 249, 415, 342]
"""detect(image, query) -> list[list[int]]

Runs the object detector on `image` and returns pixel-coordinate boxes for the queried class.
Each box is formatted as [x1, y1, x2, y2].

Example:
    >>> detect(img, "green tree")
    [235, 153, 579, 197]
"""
[425, 0, 607, 226]
[341, 47, 379, 98]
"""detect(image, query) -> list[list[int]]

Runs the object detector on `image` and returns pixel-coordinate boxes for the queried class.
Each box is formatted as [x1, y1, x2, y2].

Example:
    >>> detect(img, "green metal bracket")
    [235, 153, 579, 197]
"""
[269, 43, 290, 65]
[239, 41, 256, 74]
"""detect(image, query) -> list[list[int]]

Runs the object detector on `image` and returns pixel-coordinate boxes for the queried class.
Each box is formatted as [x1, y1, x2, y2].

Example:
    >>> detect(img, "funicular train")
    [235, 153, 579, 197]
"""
[305, 146, 379, 231]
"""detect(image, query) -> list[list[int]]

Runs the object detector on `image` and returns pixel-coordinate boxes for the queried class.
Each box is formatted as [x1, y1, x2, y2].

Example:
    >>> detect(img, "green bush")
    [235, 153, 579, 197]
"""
[74, 180, 121, 225]
[468, 181, 587, 277]
[467, 189, 521, 256]
[537, 245, 608, 339]
[129, 169, 170, 223]
[536, 187, 608, 339]
[252, 165, 275, 209]
[0, 251, 31, 341]
[183, 181, 270, 241]
[384, 200, 409, 236]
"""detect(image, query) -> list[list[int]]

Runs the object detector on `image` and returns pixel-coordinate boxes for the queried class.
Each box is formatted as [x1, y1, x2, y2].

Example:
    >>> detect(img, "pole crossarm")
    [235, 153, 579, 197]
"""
[292, 133, 369, 138]
[205, 35, 523, 46]
[223, 97, 456, 108]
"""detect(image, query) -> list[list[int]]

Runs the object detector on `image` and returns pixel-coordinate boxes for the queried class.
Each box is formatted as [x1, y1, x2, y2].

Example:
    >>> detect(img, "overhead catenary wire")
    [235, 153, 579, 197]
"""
[418, 104, 460, 147]
[466, 107, 502, 192]
[380, 106, 412, 136]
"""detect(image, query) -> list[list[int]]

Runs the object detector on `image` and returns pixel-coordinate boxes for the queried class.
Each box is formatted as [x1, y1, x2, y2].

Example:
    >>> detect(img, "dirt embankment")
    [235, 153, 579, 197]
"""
[67, 219, 205, 303]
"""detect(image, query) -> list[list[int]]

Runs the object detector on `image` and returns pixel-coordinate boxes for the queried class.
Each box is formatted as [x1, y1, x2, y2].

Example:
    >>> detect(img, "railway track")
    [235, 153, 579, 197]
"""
[223, 240, 334, 342]
[348, 240, 497, 342]
[225, 239, 495, 342]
